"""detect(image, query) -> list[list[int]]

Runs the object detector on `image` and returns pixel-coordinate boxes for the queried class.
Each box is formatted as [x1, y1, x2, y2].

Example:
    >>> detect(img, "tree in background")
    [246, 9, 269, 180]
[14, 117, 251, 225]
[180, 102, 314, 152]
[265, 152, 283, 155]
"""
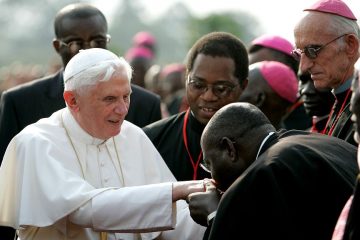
[187, 12, 261, 49]
[0, 0, 263, 85]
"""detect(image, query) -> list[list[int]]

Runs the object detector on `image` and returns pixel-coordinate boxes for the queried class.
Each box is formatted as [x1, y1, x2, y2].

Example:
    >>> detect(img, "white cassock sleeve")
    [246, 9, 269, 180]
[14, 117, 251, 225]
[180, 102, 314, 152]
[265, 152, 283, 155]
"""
[69, 184, 206, 239]
[91, 183, 174, 232]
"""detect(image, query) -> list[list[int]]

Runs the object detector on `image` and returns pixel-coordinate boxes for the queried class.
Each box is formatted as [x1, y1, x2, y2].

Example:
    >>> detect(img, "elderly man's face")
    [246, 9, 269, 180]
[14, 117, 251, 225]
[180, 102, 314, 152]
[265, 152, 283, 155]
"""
[294, 13, 353, 90]
[74, 74, 131, 140]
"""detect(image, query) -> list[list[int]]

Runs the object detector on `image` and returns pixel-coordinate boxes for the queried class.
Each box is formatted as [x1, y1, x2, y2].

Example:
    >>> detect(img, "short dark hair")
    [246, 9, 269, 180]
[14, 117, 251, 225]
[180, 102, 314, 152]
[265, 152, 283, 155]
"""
[203, 102, 274, 149]
[186, 32, 249, 86]
[54, 3, 107, 38]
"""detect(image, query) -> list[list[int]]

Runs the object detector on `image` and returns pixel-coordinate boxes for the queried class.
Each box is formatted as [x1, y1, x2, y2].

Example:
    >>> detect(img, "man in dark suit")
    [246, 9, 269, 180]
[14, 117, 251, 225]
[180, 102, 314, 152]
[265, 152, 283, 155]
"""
[187, 102, 358, 240]
[0, 3, 161, 239]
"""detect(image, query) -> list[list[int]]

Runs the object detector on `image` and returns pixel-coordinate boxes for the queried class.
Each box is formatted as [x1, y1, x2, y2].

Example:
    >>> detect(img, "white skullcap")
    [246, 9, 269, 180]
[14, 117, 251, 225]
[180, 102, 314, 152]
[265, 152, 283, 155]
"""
[64, 48, 120, 83]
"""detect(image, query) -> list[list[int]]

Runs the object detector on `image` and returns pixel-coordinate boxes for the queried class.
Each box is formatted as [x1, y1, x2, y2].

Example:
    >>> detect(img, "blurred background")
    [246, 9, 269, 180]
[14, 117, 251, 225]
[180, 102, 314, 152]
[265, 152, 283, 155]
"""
[1, 0, 359, 92]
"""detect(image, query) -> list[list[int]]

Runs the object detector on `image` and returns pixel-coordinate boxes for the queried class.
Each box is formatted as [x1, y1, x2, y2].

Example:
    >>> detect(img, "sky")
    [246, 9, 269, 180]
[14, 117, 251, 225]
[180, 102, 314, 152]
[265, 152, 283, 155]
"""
[94, 0, 360, 44]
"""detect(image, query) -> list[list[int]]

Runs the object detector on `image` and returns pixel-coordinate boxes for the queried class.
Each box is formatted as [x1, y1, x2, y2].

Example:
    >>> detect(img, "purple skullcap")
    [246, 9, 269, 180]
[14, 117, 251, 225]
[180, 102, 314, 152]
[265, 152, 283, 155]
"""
[125, 46, 154, 61]
[250, 34, 294, 57]
[160, 63, 186, 79]
[258, 61, 299, 103]
[304, 0, 357, 20]
[133, 31, 156, 46]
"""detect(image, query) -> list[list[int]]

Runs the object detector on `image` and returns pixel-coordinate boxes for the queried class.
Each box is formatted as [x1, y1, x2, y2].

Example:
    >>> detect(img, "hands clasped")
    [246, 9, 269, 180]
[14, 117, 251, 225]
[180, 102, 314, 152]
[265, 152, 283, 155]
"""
[186, 178, 222, 226]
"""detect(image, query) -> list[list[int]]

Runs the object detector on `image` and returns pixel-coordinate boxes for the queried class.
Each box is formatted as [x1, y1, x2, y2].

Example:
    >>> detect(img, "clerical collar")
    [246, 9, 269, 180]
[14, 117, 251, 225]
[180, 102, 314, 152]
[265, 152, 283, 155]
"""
[255, 132, 275, 160]
[333, 77, 353, 95]
[312, 114, 329, 123]
[62, 108, 108, 145]
[188, 110, 206, 134]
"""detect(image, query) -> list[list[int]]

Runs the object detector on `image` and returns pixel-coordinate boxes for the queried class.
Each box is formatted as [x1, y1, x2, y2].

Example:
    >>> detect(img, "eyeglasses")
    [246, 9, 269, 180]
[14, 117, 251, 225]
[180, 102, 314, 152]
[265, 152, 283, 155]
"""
[199, 139, 237, 174]
[58, 34, 111, 52]
[187, 76, 239, 98]
[200, 160, 211, 173]
[291, 33, 349, 61]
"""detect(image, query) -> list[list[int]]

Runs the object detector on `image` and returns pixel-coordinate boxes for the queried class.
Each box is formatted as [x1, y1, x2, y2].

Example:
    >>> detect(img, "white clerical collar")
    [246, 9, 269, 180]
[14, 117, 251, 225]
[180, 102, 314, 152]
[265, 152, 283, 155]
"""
[62, 108, 108, 145]
[255, 131, 275, 160]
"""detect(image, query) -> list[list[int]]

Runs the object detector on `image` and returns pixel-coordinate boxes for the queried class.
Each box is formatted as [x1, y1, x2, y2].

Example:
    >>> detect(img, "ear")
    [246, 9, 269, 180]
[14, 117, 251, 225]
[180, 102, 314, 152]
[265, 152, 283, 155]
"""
[255, 91, 266, 107]
[220, 137, 237, 162]
[345, 34, 359, 58]
[63, 91, 79, 112]
[53, 39, 61, 54]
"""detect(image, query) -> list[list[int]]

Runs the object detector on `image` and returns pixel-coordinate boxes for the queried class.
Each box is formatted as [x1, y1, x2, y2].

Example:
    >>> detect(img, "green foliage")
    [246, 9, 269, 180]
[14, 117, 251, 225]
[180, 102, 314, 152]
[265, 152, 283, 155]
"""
[0, 0, 264, 68]
[187, 12, 261, 49]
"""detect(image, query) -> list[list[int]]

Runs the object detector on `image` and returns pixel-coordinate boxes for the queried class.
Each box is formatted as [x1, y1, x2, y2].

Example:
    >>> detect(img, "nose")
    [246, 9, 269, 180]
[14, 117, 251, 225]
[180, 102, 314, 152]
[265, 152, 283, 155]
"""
[82, 41, 92, 50]
[114, 100, 129, 115]
[299, 55, 314, 76]
[200, 86, 218, 101]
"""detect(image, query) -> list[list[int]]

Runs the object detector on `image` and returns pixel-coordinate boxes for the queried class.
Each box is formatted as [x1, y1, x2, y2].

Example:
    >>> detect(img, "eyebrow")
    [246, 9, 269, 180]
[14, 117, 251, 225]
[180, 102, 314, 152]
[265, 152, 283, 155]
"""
[189, 76, 233, 84]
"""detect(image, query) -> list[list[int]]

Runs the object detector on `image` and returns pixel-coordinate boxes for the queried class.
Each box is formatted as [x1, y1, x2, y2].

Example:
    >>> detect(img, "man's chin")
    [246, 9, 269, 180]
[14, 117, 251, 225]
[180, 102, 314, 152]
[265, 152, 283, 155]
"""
[197, 112, 215, 124]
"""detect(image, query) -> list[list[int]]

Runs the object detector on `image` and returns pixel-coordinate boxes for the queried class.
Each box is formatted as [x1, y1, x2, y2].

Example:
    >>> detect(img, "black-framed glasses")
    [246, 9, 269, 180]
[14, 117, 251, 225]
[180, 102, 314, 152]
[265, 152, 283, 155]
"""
[291, 33, 349, 61]
[187, 76, 239, 98]
[58, 34, 111, 52]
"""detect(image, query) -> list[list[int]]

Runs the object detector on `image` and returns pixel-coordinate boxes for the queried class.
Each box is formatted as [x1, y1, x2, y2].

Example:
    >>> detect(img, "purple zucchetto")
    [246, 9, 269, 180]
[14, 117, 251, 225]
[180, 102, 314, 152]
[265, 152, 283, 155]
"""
[304, 0, 357, 20]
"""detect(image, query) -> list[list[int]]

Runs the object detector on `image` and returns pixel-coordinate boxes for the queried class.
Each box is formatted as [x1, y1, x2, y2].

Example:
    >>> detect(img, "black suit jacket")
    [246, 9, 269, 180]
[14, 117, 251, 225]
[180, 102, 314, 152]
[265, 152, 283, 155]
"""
[0, 70, 161, 163]
[126, 84, 162, 128]
[207, 130, 358, 240]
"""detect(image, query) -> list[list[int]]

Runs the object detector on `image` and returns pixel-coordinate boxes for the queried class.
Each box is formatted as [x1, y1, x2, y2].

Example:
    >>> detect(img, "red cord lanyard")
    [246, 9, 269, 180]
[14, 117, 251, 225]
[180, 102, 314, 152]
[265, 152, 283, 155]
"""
[310, 118, 318, 133]
[288, 99, 303, 113]
[182, 109, 203, 180]
[321, 88, 352, 135]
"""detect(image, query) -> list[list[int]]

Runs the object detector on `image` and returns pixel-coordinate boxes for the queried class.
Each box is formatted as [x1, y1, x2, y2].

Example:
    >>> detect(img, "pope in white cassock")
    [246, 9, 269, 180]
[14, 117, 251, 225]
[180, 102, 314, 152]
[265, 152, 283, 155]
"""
[0, 48, 206, 239]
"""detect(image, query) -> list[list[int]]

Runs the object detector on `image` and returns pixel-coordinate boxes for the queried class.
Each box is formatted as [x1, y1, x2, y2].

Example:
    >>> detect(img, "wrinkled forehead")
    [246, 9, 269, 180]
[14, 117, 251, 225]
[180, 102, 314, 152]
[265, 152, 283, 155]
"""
[294, 12, 333, 45]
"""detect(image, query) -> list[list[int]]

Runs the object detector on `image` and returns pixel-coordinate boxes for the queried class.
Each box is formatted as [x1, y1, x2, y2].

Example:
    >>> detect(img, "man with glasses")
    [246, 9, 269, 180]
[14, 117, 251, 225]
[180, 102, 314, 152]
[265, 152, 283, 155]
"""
[293, 0, 360, 145]
[0, 3, 161, 239]
[143, 32, 249, 181]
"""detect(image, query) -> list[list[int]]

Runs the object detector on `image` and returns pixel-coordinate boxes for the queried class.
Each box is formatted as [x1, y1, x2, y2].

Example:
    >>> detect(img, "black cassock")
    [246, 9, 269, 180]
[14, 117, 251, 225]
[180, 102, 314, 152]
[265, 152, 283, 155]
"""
[207, 130, 358, 240]
[143, 110, 211, 181]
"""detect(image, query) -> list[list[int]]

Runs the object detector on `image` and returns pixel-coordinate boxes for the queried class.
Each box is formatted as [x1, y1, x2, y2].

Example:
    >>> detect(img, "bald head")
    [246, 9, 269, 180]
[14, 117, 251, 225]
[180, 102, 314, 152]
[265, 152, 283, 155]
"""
[54, 3, 107, 38]
[201, 102, 275, 191]
[202, 102, 275, 149]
